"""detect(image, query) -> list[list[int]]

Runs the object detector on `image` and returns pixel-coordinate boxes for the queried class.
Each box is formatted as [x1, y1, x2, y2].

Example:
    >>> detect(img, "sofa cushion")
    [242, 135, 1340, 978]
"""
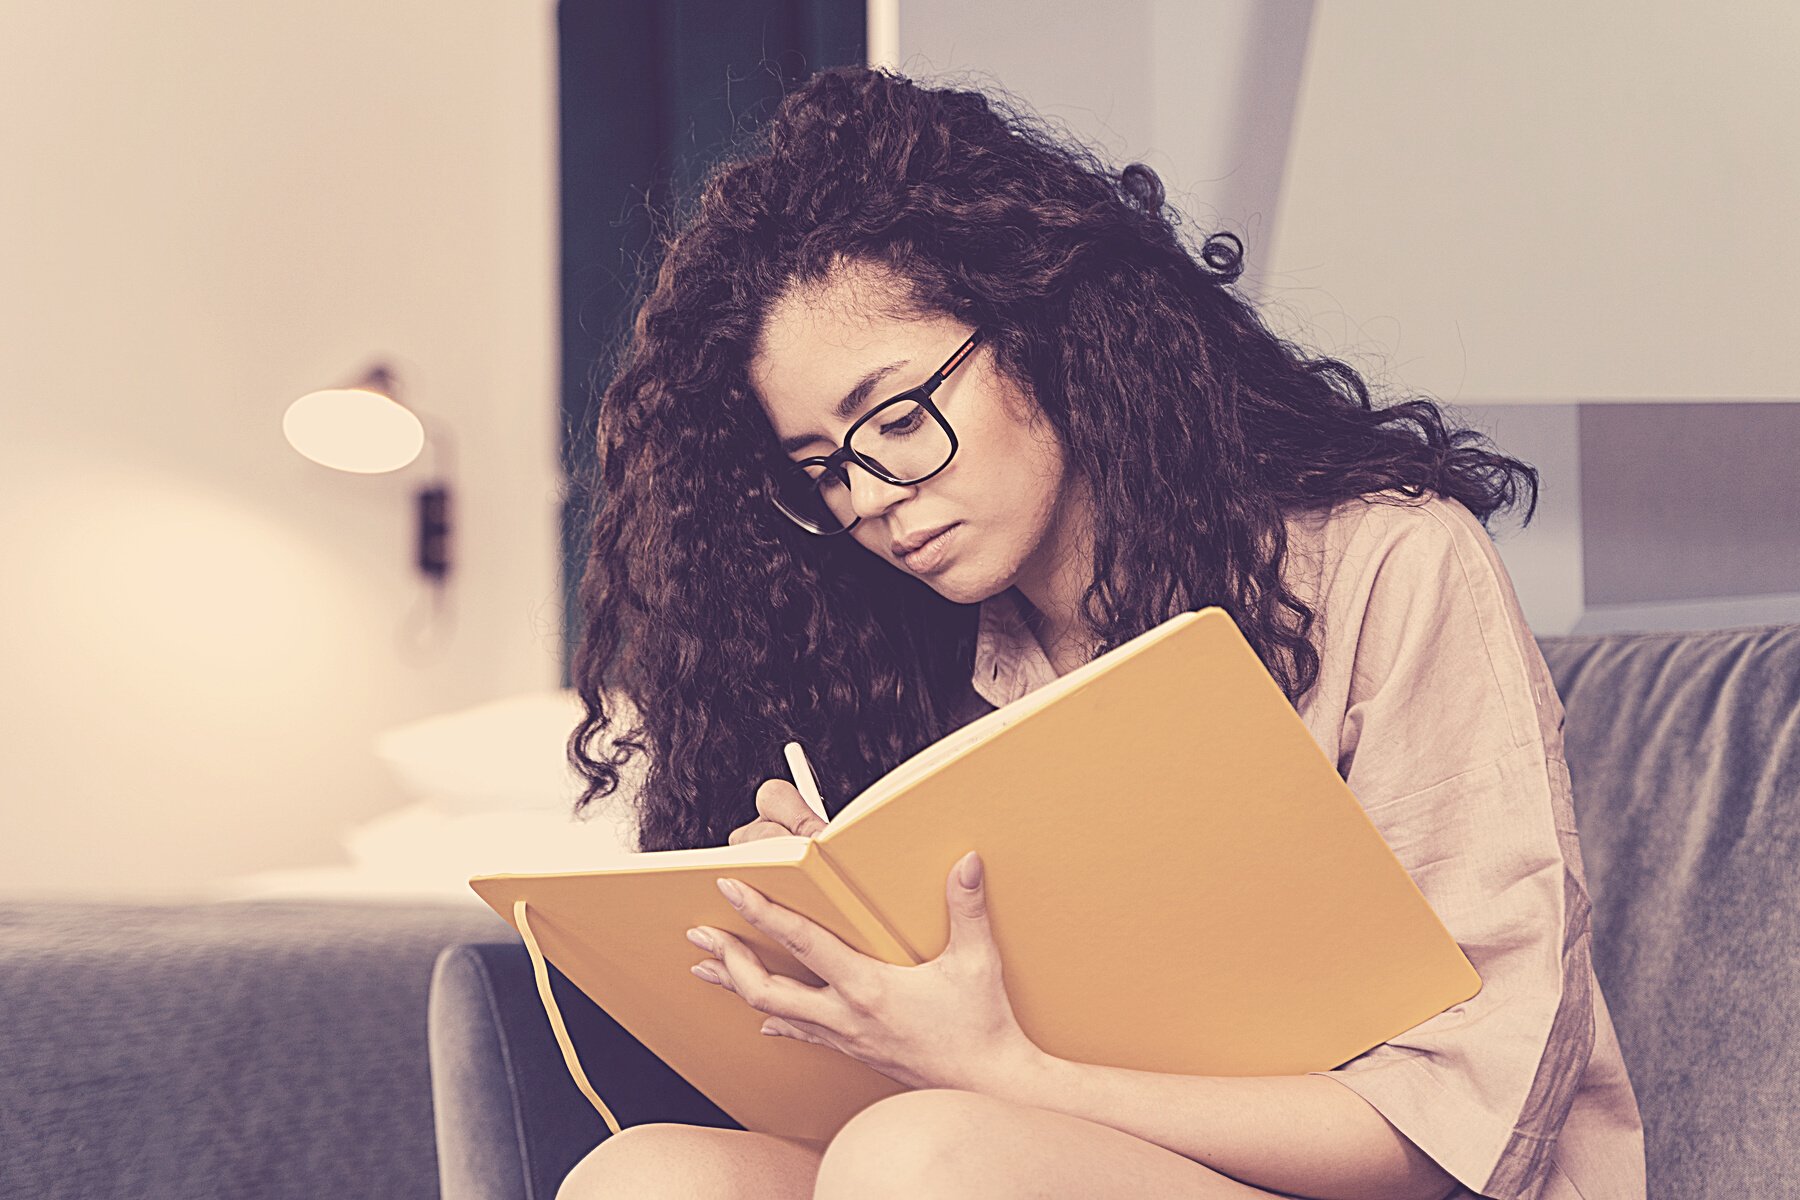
[0, 899, 511, 1200]
[1538, 623, 1800, 1197]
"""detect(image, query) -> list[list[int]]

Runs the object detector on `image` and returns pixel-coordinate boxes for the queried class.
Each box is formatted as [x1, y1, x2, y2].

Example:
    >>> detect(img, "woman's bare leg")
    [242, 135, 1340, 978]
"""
[813, 1089, 1306, 1200]
[554, 1124, 827, 1200]
[555, 1090, 1306, 1200]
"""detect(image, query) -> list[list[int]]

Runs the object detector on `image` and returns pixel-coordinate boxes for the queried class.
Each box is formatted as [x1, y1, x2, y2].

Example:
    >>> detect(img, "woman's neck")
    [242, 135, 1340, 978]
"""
[1019, 598, 1097, 675]
[1011, 471, 1101, 675]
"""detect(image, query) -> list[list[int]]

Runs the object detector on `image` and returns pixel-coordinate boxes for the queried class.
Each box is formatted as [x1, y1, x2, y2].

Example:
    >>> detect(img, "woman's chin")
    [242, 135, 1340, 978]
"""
[919, 571, 996, 606]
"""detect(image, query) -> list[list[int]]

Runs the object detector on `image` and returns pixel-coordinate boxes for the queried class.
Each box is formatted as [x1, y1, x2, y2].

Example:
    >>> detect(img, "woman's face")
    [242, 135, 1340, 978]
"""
[750, 266, 1079, 607]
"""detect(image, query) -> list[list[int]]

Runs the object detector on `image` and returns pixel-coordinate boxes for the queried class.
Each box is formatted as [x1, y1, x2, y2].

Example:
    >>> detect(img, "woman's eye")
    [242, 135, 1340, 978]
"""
[879, 407, 926, 436]
[803, 463, 848, 490]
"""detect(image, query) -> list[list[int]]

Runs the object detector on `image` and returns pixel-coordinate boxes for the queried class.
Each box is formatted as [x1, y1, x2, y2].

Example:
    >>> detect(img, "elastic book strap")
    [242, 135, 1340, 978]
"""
[514, 899, 623, 1136]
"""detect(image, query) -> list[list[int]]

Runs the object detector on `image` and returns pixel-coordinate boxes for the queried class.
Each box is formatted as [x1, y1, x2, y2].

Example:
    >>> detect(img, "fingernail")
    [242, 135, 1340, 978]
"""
[691, 963, 722, 983]
[717, 878, 745, 907]
[958, 851, 983, 889]
[686, 927, 715, 952]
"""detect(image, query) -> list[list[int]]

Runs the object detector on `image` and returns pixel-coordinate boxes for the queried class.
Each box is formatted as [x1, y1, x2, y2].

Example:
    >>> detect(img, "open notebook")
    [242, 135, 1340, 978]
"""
[469, 607, 1481, 1144]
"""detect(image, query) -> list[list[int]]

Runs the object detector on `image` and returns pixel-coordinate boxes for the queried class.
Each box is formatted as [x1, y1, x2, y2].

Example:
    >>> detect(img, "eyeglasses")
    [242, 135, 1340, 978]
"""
[767, 328, 982, 536]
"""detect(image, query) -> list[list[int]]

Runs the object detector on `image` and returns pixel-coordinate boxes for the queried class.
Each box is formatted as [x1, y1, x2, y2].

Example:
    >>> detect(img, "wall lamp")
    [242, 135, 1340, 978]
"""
[282, 362, 455, 587]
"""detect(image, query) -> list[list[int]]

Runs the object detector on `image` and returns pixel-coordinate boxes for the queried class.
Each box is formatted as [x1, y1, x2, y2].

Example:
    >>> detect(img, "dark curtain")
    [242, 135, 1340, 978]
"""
[557, 1, 865, 686]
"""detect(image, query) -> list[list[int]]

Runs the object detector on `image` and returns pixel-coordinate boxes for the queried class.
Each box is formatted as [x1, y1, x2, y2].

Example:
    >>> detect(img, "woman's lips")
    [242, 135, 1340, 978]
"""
[900, 523, 959, 573]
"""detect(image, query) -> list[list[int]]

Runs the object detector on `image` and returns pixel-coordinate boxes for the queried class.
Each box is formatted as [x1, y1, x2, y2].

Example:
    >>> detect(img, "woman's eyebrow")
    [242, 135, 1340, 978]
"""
[778, 358, 911, 454]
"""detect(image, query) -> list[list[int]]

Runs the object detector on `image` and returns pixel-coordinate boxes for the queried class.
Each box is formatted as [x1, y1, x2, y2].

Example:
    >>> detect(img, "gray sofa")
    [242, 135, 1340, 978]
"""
[426, 622, 1800, 1200]
[0, 897, 514, 1200]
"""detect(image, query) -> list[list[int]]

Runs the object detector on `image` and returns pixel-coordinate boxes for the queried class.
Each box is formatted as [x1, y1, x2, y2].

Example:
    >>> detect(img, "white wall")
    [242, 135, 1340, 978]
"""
[898, 0, 1154, 162]
[1260, 2, 1800, 404]
[0, 1, 562, 899]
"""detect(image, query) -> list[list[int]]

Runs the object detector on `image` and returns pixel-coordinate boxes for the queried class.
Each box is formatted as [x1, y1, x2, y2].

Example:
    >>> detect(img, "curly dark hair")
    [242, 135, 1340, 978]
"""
[565, 64, 1538, 851]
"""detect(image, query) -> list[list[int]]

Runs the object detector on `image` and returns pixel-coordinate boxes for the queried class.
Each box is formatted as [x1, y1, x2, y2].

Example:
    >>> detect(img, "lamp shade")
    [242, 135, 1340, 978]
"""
[283, 384, 426, 474]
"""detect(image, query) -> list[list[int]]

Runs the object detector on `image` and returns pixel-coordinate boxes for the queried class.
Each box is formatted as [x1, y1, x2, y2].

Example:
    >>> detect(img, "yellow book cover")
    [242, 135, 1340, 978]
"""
[469, 606, 1481, 1144]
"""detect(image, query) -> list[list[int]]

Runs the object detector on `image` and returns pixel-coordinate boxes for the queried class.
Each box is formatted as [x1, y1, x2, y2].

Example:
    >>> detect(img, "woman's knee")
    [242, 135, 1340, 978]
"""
[553, 1124, 731, 1200]
[555, 1123, 821, 1200]
[814, 1089, 1018, 1200]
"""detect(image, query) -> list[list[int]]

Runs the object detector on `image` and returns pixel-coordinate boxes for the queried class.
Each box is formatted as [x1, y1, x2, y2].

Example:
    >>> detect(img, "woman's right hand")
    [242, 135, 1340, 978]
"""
[727, 778, 829, 844]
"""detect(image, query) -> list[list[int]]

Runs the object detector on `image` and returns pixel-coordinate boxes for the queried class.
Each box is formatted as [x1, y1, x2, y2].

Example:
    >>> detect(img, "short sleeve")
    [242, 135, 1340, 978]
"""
[1304, 498, 1598, 1200]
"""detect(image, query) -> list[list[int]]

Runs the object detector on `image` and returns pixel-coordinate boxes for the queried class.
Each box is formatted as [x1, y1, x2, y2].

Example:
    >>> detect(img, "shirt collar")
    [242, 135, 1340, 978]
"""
[970, 586, 1064, 709]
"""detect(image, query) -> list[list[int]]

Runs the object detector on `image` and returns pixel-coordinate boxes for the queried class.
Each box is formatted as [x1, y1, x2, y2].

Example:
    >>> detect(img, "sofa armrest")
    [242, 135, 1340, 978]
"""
[427, 942, 737, 1200]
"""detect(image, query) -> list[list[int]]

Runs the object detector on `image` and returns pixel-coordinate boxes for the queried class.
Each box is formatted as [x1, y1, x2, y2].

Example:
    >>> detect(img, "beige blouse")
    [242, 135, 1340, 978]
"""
[965, 488, 1646, 1200]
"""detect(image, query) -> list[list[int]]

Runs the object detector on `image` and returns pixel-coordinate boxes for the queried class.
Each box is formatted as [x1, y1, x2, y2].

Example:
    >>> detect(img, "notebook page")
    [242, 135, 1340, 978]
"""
[824, 613, 1199, 829]
[477, 834, 812, 876]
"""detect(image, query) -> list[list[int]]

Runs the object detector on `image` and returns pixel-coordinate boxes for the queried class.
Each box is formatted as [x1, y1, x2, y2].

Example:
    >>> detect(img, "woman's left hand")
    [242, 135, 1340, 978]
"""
[686, 850, 1047, 1094]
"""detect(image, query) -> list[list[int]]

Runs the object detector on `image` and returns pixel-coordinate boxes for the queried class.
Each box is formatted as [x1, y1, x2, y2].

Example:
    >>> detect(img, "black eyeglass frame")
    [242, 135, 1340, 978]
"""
[768, 327, 984, 536]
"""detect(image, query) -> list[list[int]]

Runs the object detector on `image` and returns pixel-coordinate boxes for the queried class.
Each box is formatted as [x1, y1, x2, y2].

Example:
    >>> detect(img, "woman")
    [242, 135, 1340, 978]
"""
[557, 64, 1645, 1200]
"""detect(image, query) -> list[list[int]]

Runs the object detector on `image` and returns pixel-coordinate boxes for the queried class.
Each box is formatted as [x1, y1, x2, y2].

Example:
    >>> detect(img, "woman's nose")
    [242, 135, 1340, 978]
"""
[845, 461, 915, 519]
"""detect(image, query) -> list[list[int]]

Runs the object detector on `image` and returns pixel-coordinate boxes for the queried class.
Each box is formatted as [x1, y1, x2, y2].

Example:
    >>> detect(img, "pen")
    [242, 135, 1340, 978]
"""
[782, 740, 831, 828]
